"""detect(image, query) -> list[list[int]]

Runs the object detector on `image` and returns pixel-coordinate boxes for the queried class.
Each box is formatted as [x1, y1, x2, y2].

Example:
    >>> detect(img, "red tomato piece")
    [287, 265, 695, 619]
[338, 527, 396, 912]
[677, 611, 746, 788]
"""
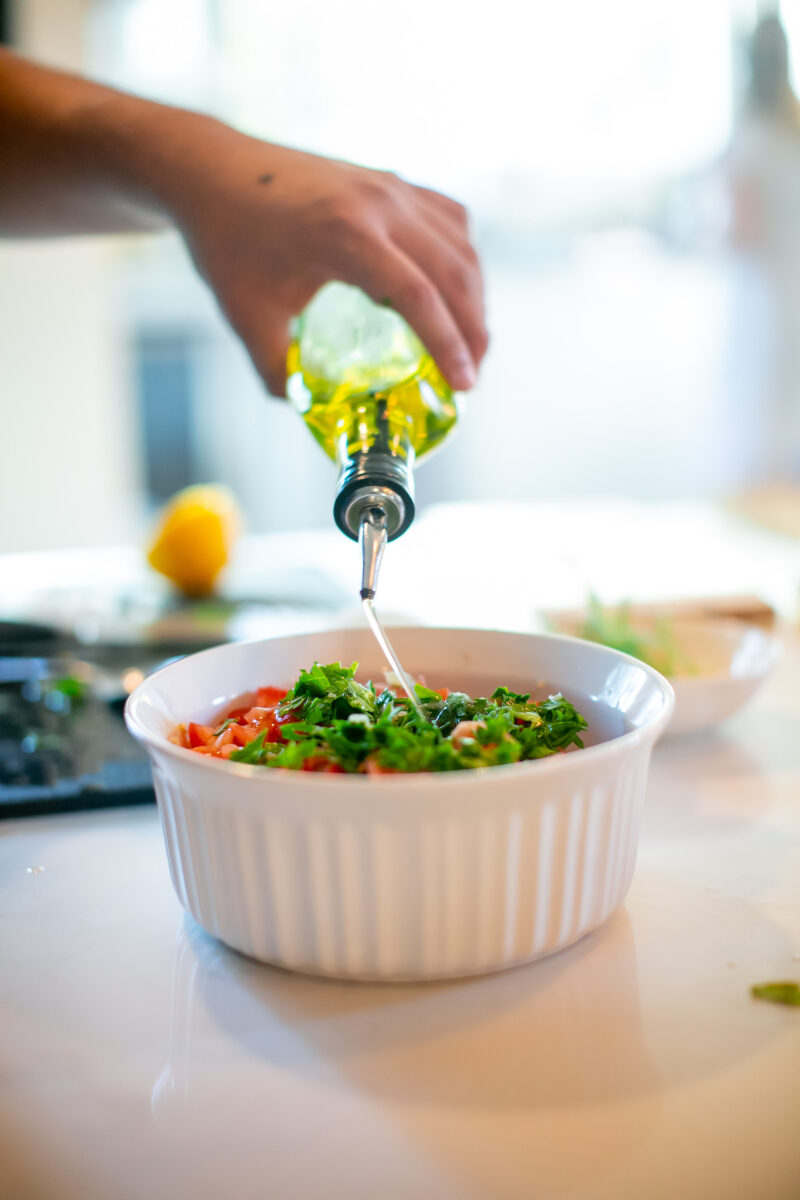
[230, 724, 258, 747]
[256, 686, 287, 707]
[241, 706, 284, 743]
[242, 706, 273, 726]
[364, 758, 397, 775]
[300, 756, 345, 773]
[187, 722, 215, 748]
[213, 727, 236, 751]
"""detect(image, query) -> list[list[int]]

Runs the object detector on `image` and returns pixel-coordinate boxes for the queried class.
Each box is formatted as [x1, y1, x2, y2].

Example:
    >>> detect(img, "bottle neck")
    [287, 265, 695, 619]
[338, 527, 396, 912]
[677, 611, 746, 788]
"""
[332, 391, 416, 541]
[333, 450, 415, 541]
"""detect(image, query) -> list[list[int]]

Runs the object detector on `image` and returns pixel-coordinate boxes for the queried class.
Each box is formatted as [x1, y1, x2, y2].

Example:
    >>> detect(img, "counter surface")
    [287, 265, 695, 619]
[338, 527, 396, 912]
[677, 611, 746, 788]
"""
[2, 634, 800, 1199]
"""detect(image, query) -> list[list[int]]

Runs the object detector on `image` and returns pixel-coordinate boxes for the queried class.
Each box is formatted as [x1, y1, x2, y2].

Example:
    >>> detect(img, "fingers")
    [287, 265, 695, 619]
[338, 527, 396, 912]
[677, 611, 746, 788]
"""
[394, 222, 489, 371]
[213, 165, 489, 398]
[392, 180, 488, 374]
[353, 173, 488, 379]
[353, 241, 480, 392]
[412, 183, 472, 233]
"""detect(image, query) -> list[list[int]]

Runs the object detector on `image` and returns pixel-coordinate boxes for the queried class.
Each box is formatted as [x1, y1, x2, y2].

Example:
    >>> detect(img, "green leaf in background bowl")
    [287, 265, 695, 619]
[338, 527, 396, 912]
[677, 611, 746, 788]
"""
[577, 594, 688, 676]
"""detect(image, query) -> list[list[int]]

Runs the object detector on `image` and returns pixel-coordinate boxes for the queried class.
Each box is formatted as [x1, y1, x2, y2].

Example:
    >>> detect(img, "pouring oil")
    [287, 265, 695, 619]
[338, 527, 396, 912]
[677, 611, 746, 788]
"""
[358, 507, 425, 718]
[286, 281, 462, 713]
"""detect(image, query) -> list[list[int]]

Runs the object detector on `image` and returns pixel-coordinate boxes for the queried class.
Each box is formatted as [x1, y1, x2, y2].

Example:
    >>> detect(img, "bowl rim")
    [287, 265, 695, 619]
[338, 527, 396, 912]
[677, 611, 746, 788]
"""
[124, 627, 675, 789]
[550, 613, 781, 686]
[665, 624, 781, 687]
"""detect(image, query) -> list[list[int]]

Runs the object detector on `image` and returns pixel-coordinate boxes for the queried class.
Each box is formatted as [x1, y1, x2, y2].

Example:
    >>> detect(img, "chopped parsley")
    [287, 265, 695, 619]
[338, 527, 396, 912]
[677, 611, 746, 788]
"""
[751, 981, 800, 1007]
[228, 661, 587, 774]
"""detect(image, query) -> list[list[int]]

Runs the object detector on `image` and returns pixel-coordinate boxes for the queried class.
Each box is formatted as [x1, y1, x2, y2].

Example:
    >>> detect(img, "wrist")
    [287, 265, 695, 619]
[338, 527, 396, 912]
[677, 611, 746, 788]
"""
[71, 89, 229, 224]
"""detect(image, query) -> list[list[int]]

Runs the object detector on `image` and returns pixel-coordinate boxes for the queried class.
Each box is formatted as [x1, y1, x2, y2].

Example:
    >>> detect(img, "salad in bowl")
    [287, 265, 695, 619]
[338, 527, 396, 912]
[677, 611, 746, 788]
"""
[126, 626, 673, 980]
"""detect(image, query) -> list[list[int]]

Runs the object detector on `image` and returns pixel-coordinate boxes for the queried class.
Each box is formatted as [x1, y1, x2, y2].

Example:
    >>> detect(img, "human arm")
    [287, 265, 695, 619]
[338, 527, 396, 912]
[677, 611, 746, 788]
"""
[0, 49, 488, 394]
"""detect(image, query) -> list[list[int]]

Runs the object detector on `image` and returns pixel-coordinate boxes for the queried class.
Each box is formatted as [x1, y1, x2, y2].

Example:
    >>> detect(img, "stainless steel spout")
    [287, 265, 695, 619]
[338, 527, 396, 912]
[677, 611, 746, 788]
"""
[359, 506, 388, 601]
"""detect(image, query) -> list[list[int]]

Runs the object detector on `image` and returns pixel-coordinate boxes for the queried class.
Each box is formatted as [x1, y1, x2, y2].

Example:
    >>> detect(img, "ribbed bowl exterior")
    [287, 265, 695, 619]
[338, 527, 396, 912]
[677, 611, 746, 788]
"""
[128, 628, 672, 981]
[148, 742, 652, 980]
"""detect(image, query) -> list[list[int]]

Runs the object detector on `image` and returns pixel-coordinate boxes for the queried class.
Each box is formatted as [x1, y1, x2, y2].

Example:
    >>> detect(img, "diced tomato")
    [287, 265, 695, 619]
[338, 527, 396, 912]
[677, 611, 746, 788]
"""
[300, 756, 345, 773]
[225, 706, 251, 722]
[364, 758, 397, 775]
[187, 722, 215, 748]
[213, 727, 236, 751]
[229, 724, 258, 747]
[175, 682, 328, 764]
[241, 706, 286, 743]
[242, 706, 272, 726]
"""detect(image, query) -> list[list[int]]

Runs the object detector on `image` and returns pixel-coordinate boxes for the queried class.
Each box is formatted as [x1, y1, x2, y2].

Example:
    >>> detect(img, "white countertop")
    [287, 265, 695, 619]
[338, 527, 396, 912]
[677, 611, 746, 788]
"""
[2, 635, 800, 1199]
[2, 496, 800, 643]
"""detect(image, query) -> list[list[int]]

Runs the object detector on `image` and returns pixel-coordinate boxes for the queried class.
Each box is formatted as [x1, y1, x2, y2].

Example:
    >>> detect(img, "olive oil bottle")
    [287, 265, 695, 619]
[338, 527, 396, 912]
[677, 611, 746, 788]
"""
[287, 282, 460, 542]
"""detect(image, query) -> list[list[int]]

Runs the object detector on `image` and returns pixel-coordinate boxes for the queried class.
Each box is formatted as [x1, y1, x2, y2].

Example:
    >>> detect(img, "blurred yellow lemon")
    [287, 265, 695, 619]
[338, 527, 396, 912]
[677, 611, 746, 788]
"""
[147, 485, 241, 596]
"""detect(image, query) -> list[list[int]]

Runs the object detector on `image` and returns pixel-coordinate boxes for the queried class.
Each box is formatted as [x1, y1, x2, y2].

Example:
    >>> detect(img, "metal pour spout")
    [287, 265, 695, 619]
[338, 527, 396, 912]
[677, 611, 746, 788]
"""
[359, 507, 387, 600]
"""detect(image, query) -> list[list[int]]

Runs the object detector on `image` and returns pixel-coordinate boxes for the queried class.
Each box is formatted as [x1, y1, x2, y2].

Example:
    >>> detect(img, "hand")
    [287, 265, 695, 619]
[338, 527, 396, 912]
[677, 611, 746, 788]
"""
[160, 125, 489, 397]
[0, 52, 487, 398]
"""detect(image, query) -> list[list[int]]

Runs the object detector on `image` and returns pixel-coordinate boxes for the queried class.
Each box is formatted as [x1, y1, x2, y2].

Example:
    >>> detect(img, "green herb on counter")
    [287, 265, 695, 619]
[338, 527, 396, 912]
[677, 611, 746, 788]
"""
[50, 676, 87, 703]
[751, 981, 800, 1007]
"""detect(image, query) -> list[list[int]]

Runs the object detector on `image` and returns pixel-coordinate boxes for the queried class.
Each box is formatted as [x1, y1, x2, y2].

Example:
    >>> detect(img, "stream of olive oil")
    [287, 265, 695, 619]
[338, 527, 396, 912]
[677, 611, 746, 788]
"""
[287, 341, 456, 718]
[362, 597, 425, 719]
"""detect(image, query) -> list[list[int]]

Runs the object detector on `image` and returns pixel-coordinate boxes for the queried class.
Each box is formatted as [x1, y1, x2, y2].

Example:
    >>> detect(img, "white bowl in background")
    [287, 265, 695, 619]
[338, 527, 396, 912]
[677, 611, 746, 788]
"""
[547, 613, 779, 737]
[125, 627, 673, 981]
[658, 618, 779, 737]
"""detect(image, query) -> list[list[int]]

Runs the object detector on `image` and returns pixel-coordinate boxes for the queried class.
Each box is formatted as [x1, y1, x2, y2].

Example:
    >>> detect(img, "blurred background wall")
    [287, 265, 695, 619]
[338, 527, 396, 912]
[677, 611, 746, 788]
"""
[3, 0, 800, 552]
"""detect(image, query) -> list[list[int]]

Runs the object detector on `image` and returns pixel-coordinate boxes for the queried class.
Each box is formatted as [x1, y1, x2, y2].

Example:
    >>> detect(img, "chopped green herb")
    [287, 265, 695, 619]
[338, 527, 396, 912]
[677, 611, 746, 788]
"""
[212, 718, 237, 737]
[50, 676, 87, 702]
[751, 981, 800, 1006]
[225, 660, 587, 774]
[229, 730, 269, 764]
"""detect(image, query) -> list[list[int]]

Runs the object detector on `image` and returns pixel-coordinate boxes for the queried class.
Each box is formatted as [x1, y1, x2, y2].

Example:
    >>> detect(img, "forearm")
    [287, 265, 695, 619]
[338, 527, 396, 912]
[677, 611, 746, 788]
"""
[0, 49, 488, 392]
[0, 48, 219, 236]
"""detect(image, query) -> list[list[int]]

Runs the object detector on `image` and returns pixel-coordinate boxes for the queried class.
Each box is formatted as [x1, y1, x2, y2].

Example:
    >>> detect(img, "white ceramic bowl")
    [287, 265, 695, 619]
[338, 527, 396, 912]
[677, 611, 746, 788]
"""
[125, 627, 673, 981]
[658, 618, 779, 737]
[547, 613, 779, 737]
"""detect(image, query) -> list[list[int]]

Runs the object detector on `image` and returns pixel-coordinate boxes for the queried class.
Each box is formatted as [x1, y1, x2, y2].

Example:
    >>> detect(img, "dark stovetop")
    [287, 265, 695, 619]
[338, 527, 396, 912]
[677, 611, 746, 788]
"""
[0, 622, 186, 820]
